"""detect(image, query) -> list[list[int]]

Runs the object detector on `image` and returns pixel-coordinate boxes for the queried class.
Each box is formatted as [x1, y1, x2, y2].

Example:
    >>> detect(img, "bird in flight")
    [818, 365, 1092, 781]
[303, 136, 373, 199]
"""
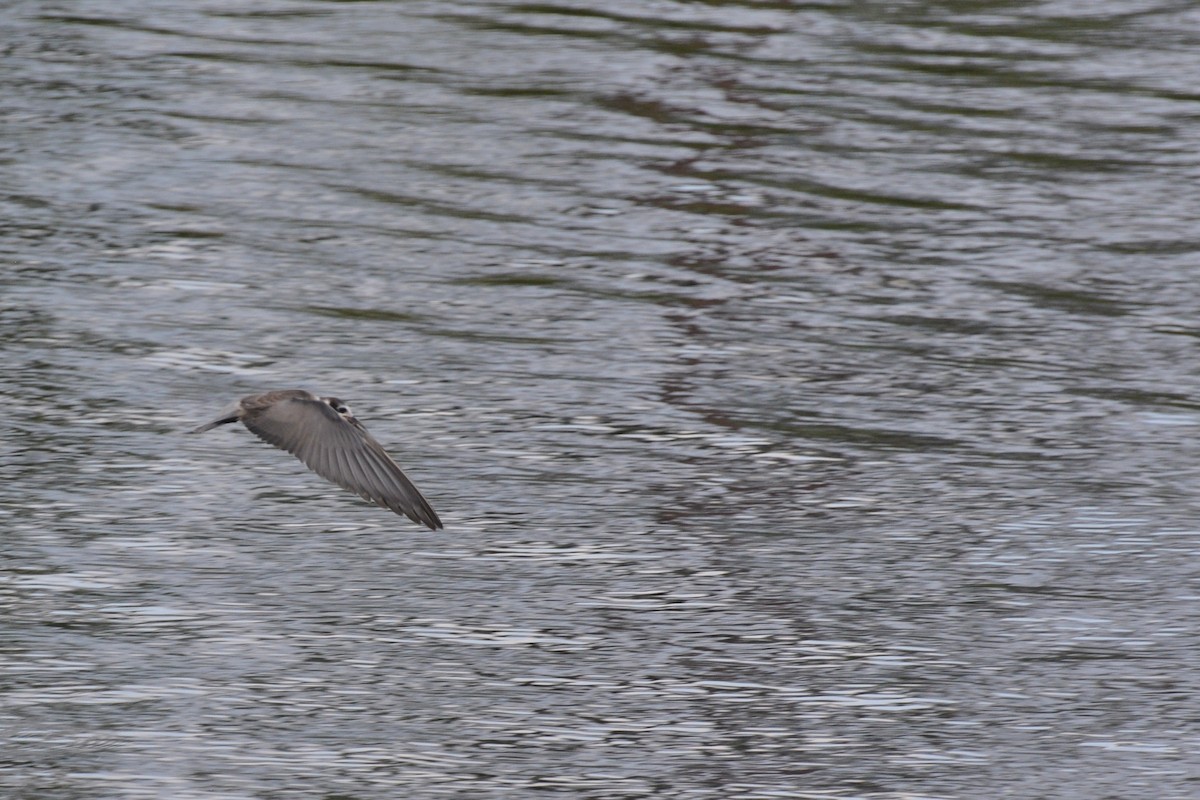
[191, 389, 442, 529]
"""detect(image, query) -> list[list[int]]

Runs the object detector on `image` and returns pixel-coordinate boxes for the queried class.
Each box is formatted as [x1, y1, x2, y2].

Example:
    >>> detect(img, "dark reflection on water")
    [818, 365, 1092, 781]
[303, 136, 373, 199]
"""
[5, 1, 1200, 798]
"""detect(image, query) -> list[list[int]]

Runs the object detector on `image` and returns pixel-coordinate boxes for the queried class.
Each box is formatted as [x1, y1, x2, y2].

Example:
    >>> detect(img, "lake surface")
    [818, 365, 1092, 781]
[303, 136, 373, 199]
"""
[5, 2, 1200, 798]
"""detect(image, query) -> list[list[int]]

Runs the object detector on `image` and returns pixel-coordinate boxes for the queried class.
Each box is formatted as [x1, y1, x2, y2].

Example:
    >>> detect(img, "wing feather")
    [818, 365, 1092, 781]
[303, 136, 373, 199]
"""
[347, 446, 389, 504]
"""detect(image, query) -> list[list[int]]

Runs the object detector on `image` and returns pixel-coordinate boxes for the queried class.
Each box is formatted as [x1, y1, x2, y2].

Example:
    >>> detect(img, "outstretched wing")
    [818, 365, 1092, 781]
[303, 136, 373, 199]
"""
[241, 395, 442, 530]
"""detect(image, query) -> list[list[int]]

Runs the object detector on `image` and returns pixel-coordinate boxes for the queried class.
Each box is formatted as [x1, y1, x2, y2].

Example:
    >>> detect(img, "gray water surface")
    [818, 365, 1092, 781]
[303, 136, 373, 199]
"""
[5, 2, 1200, 798]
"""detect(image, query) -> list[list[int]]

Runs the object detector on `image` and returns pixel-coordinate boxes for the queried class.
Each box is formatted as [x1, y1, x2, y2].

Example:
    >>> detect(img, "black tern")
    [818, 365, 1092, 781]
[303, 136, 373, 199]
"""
[191, 389, 442, 530]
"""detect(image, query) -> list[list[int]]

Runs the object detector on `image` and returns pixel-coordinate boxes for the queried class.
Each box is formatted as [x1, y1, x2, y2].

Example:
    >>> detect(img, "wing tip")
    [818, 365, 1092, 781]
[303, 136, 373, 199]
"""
[394, 499, 443, 531]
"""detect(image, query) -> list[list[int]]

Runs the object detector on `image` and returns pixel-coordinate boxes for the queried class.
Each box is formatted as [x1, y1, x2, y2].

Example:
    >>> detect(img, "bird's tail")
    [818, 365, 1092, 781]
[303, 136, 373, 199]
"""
[189, 415, 239, 434]
[189, 401, 243, 434]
